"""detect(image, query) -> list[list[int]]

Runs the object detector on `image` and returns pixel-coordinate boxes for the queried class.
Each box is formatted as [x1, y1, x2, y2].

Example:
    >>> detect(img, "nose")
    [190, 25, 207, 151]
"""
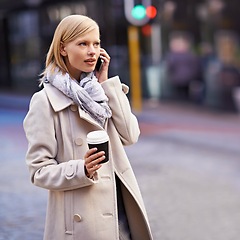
[87, 45, 96, 56]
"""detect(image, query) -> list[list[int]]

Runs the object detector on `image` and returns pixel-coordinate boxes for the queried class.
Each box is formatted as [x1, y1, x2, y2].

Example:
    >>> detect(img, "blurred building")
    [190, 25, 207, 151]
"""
[0, 0, 240, 109]
[0, 0, 129, 94]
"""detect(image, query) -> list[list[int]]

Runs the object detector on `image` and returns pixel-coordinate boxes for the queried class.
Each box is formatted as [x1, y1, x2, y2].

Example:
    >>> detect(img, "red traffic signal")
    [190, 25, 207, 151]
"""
[146, 5, 157, 19]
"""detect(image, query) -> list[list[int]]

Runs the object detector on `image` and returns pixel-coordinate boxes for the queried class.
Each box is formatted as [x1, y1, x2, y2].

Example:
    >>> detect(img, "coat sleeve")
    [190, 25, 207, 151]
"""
[23, 91, 97, 191]
[101, 76, 140, 145]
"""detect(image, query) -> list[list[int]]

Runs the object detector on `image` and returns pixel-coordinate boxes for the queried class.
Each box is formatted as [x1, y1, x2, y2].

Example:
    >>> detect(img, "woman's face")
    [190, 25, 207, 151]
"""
[61, 28, 100, 80]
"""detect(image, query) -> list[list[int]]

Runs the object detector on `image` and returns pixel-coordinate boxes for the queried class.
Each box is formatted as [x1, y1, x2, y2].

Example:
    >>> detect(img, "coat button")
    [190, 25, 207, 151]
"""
[75, 138, 83, 146]
[70, 105, 78, 112]
[65, 164, 74, 178]
[74, 214, 82, 222]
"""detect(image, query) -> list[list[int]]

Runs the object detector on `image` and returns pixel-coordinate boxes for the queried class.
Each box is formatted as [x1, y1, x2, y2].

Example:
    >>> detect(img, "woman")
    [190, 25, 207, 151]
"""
[23, 15, 152, 240]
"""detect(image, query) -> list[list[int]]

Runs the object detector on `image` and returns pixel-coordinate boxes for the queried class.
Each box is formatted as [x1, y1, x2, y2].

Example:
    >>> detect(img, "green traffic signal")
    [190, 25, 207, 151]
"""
[131, 5, 146, 20]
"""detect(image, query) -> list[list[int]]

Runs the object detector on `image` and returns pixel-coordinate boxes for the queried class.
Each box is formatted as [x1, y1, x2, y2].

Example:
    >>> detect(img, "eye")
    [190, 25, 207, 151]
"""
[94, 42, 100, 47]
[78, 42, 87, 46]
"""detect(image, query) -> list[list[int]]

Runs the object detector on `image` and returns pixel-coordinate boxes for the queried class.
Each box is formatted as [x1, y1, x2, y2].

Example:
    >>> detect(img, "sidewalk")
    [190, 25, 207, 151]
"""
[138, 100, 240, 153]
[129, 100, 240, 240]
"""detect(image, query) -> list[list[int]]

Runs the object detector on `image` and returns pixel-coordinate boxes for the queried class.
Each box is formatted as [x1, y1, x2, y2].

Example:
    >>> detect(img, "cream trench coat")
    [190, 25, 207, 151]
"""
[23, 76, 153, 240]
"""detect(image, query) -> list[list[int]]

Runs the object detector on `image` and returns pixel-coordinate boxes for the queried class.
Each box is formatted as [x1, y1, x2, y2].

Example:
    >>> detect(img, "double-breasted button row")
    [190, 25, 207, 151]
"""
[70, 105, 83, 147]
[74, 214, 82, 222]
[70, 105, 78, 112]
[74, 138, 83, 146]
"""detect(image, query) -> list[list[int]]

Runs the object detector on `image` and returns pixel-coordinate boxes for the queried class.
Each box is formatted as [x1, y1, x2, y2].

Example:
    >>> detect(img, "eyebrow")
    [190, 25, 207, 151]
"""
[76, 37, 100, 42]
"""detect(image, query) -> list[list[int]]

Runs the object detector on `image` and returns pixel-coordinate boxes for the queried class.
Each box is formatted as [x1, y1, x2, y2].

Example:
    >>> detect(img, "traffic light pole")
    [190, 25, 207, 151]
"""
[124, 0, 158, 112]
[128, 25, 142, 112]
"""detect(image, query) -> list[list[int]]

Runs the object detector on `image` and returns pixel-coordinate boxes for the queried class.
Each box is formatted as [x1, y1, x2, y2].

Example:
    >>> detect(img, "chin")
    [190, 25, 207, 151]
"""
[85, 67, 95, 73]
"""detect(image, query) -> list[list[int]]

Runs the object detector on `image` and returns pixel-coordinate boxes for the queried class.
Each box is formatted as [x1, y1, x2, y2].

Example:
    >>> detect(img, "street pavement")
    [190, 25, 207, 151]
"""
[1, 94, 240, 240]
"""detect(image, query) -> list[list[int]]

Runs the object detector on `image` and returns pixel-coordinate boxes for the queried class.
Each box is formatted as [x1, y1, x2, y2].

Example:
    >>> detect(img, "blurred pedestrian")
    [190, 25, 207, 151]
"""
[165, 33, 202, 101]
[23, 15, 152, 240]
[200, 42, 215, 72]
[215, 32, 240, 111]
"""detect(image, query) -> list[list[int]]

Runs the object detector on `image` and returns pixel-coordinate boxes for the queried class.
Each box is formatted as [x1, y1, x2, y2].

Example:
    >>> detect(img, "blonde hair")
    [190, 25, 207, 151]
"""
[41, 15, 99, 80]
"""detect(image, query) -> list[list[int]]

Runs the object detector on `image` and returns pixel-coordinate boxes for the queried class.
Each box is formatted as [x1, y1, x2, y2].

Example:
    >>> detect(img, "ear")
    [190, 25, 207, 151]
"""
[60, 42, 67, 56]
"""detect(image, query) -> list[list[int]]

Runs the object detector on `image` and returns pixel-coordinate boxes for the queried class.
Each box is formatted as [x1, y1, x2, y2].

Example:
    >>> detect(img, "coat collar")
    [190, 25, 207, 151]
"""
[43, 82, 104, 129]
[44, 82, 73, 112]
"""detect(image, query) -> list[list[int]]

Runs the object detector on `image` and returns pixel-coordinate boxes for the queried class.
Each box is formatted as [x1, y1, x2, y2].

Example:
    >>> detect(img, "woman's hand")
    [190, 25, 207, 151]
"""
[84, 148, 105, 179]
[95, 48, 111, 83]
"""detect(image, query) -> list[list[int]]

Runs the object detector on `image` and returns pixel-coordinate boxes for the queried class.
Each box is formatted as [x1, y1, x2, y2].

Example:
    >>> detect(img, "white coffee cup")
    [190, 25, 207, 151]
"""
[87, 130, 109, 163]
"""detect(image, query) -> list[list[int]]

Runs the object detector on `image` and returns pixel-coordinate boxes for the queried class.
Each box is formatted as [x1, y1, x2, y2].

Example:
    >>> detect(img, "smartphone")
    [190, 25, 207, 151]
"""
[95, 57, 103, 72]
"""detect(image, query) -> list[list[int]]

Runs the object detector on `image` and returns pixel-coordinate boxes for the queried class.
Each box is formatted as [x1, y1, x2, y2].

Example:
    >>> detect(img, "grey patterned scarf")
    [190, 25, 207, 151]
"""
[45, 67, 112, 126]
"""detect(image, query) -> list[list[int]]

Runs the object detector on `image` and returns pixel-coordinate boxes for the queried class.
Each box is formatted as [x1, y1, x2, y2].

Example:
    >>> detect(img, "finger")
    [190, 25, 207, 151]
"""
[86, 159, 103, 177]
[85, 151, 105, 166]
[100, 48, 107, 55]
[101, 56, 110, 65]
[87, 155, 105, 168]
[84, 148, 98, 159]
[90, 163, 102, 171]
[93, 155, 105, 165]
[90, 151, 105, 160]
[87, 164, 102, 179]
[100, 48, 110, 60]
[85, 150, 105, 163]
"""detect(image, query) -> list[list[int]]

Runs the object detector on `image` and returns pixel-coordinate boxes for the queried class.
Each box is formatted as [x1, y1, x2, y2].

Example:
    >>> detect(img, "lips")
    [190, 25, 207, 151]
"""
[85, 58, 96, 63]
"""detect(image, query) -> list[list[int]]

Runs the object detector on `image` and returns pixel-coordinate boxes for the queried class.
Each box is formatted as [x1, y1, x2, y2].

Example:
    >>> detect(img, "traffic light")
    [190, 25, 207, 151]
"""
[146, 5, 157, 19]
[124, 0, 158, 26]
[131, 5, 157, 21]
[131, 5, 146, 20]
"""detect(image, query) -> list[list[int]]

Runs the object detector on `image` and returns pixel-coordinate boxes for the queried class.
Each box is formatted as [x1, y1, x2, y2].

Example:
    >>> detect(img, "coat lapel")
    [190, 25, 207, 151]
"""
[44, 83, 103, 129]
[44, 83, 73, 112]
[78, 107, 104, 129]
